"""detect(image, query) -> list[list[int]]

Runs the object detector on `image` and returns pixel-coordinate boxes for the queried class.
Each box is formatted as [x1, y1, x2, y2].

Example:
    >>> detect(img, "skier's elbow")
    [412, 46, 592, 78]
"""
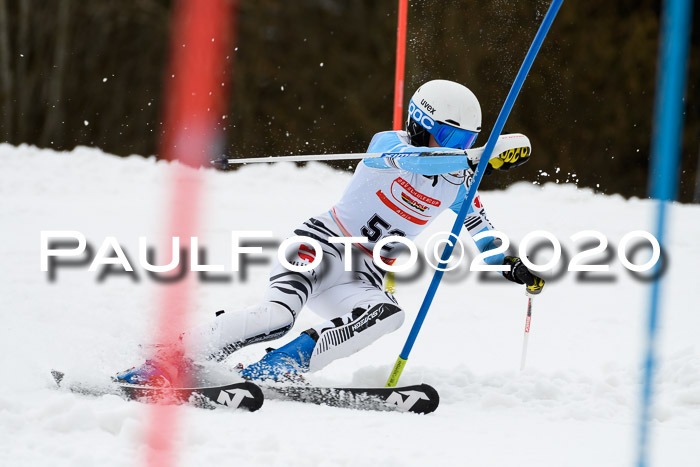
[475, 236, 505, 265]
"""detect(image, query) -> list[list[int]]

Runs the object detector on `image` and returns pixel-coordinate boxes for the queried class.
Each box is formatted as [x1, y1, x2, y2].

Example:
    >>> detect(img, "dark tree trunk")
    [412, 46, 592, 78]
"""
[0, 0, 13, 142]
[15, 0, 30, 142]
[40, 0, 71, 147]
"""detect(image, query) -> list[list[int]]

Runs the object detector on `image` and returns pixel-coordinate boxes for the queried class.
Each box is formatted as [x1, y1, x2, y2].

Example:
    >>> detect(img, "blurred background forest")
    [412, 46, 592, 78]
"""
[0, 0, 698, 201]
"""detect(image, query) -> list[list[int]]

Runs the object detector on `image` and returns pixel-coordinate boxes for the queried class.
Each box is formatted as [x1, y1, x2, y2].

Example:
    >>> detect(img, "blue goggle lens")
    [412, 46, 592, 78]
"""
[434, 124, 478, 150]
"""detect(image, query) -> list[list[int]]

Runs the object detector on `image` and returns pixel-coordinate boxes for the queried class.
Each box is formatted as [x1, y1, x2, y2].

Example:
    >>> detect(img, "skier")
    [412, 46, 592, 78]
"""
[118, 79, 544, 386]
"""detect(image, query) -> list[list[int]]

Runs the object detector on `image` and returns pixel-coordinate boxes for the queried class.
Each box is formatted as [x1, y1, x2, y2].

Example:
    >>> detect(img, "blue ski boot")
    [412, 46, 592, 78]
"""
[116, 359, 176, 386]
[115, 351, 194, 387]
[239, 333, 315, 382]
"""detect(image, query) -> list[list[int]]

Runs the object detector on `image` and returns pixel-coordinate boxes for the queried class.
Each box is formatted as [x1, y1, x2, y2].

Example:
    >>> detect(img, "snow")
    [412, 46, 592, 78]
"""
[1, 143, 699, 466]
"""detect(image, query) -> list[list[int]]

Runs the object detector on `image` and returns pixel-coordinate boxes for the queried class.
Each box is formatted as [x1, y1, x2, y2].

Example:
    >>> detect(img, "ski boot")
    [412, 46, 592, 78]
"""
[115, 359, 178, 386]
[239, 333, 315, 382]
[116, 348, 193, 387]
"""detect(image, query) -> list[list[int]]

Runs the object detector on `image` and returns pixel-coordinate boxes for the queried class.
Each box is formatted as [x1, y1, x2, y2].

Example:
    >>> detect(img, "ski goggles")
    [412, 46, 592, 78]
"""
[432, 122, 479, 150]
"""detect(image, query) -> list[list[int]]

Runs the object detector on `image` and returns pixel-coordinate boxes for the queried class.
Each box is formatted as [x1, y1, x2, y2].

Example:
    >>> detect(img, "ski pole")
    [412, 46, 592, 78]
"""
[386, 0, 564, 387]
[211, 133, 529, 167]
[520, 294, 534, 371]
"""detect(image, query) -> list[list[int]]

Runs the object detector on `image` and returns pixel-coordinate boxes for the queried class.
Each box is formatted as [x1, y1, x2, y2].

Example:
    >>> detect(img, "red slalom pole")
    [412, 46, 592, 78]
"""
[520, 295, 533, 371]
[392, 0, 408, 130]
[386, 0, 408, 295]
[384, 0, 408, 293]
[145, 1, 236, 467]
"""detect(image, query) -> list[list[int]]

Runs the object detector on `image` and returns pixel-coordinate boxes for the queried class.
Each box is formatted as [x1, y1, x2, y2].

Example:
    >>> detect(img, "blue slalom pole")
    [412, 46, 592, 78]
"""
[386, 0, 565, 387]
[638, 0, 693, 465]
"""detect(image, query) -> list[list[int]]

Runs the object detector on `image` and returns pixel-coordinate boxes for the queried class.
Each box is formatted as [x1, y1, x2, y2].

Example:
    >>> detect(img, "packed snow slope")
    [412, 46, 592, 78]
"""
[1, 144, 699, 467]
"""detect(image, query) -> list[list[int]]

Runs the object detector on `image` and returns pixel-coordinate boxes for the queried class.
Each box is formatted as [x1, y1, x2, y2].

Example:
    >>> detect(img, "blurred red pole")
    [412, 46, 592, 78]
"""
[145, 1, 237, 467]
[392, 0, 408, 130]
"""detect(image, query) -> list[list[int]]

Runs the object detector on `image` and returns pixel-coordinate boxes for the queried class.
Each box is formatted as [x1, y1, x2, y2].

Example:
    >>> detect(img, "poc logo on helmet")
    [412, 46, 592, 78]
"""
[408, 100, 435, 130]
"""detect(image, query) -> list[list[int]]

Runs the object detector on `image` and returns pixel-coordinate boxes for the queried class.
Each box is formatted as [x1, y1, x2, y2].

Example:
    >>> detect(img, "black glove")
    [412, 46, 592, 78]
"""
[502, 256, 545, 294]
[467, 158, 494, 176]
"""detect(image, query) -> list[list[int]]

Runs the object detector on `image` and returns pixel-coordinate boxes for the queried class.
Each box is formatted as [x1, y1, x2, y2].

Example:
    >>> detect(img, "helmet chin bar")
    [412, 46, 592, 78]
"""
[406, 118, 431, 147]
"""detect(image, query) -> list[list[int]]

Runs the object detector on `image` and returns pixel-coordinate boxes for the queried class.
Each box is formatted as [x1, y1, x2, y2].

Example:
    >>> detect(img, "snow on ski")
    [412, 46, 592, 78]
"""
[261, 383, 439, 414]
[51, 370, 264, 412]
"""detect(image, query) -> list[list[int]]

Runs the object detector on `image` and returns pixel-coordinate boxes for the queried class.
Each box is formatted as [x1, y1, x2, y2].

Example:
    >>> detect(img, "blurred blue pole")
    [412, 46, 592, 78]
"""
[638, 0, 693, 465]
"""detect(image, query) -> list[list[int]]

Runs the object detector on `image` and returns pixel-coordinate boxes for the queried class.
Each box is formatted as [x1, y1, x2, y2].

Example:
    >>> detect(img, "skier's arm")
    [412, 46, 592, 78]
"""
[472, 228, 545, 294]
[450, 186, 504, 265]
[362, 132, 532, 176]
[450, 188, 545, 293]
[362, 131, 463, 176]
[365, 131, 445, 157]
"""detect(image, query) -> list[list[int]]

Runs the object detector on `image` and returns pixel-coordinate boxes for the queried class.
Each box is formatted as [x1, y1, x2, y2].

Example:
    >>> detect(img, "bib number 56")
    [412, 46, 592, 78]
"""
[361, 214, 405, 250]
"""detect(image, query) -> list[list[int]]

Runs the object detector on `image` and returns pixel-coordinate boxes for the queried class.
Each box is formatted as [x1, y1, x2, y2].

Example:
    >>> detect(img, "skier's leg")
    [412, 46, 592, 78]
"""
[185, 214, 346, 362]
[305, 292, 404, 372]
[182, 302, 296, 362]
[117, 215, 346, 384]
[115, 300, 299, 385]
[240, 267, 405, 380]
[302, 257, 404, 371]
[239, 291, 403, 380]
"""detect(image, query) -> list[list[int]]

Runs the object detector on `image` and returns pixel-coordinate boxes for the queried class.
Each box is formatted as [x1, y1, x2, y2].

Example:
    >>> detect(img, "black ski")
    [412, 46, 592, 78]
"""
[51, 370, 437, 413]
[262, 383, 439, 414]
[50, 370, 264, 412]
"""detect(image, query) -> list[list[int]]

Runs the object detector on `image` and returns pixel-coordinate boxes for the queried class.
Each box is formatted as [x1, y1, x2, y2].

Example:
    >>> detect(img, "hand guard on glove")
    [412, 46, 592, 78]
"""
[488, 145, 531, 171]
[466, 135, 531, 176]
[502, 256, 545, 295]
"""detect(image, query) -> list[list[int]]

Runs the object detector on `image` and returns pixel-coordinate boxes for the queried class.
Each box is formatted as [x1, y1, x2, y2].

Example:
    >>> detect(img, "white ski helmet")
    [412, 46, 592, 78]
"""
[406, 79, 481, 149]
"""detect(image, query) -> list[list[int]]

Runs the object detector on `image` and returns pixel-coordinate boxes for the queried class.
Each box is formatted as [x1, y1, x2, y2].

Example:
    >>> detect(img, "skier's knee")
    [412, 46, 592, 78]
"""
[352, 302, 404, 333]
[386, 304, 405, 331]
[217, 301, 295, 336]
[258, 301, 296, 333]
[184, 302, 295, 361]
[308, 302, 404, 371]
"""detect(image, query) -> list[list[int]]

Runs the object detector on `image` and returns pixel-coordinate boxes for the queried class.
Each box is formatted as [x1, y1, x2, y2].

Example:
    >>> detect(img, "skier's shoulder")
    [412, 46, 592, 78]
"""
[367, 130, 410, 153]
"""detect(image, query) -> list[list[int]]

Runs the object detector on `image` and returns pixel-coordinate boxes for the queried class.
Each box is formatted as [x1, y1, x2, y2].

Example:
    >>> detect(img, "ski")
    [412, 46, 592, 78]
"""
[50, 370, 264, 411]
[51, 370, 437, 413]
[261, 383, 439, 414]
